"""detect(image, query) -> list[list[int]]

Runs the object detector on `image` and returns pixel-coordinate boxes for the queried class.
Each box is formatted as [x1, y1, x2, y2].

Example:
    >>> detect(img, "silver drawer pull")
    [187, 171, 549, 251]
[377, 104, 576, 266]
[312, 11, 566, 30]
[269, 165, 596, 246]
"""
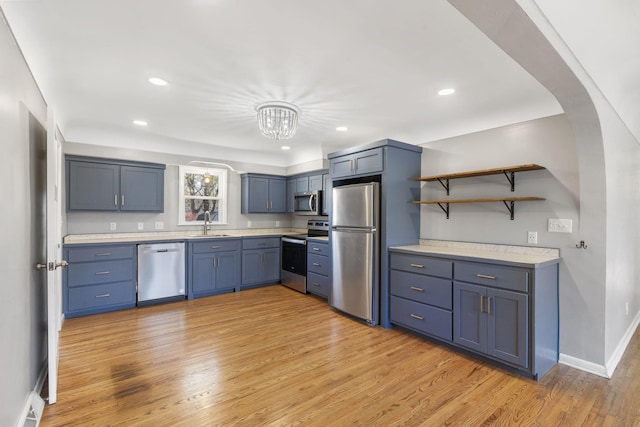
[312, 247, 321, 251]
[258, 243, 267, 246]
[410, 286, 424, 292]
[410, 314, 424, 321]
[312, 262, 321, 266]
[95, 271, 110, 275]
[95, 293, 111, 298]
[210, 245, 222, 249]
[410, 263, 424, 268]
[95, 253, 111, 257]
[312, 282, 320, 287]
[476, 274, 496, 280]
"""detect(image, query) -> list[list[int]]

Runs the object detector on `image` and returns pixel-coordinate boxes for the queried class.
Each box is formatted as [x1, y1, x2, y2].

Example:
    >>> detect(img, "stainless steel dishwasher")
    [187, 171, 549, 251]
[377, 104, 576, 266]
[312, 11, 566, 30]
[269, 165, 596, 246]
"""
[137, 242, 186, 305]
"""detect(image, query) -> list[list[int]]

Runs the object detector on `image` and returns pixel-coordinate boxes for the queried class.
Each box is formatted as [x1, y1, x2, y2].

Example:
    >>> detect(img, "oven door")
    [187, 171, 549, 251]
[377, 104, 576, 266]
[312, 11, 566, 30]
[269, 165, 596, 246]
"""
[281, 238, 307, 293]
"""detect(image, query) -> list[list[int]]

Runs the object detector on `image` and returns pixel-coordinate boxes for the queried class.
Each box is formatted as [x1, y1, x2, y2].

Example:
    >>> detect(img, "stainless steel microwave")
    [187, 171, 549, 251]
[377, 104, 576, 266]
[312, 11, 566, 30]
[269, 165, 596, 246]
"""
[293, 191, 322, 215]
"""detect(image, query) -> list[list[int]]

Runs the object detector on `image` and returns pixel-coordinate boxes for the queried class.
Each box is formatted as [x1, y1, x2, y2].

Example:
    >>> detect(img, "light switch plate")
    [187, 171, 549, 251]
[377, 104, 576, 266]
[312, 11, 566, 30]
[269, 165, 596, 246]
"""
[137, 222, 144, 230]
[154, 221, 164, 230]
[110, 222, 117, 231]
[548, 218, 572, 233]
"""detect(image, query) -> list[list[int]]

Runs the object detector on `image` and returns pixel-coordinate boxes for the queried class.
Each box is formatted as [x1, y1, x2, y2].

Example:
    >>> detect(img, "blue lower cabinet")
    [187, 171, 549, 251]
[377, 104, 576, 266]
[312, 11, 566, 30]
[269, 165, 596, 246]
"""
[63, 243, 137, 317]
[390, 296, 452, 341]
[241, 237, 281, 289]
[188, 239, 241, 299]
[307, 239, 331, 298]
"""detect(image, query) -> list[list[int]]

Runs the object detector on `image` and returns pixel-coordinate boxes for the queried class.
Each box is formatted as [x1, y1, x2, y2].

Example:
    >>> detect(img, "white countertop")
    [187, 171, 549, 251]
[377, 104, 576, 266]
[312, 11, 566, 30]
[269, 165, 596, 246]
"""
[64, 228, 307, 245]
[391, 240, 560, 268]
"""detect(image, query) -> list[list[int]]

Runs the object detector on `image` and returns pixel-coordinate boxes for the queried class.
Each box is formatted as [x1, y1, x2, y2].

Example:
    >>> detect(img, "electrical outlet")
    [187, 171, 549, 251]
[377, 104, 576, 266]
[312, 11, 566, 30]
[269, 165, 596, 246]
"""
[276, 220, 281, 227]
[548, 218, 572, 233]
[154, 221, 164, 230]
[527, 231, 538, 244]
[137, 222, 144, 230]
[110, 222, 117, 231]
[247, 221, 252, 228]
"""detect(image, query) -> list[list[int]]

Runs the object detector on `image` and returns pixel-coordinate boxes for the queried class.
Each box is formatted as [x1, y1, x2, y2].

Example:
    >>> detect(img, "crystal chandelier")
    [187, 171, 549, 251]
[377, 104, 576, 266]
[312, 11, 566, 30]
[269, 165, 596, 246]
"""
[256, 101, 299, 140]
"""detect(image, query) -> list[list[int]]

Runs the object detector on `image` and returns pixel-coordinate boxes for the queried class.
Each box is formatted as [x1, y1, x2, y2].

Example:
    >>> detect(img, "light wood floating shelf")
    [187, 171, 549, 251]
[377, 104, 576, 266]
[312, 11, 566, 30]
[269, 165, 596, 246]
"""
[414, 197, 546, 220]
[414, 164, 545, 194]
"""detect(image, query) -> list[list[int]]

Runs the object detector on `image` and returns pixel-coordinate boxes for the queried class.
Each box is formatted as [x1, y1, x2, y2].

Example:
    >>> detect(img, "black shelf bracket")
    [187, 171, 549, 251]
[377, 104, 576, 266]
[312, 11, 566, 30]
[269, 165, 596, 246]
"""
[502, 200, 515, 220]
[503, 171, 516, 192]
[436, 178, 450, 195]
[436, 202, 450, 219]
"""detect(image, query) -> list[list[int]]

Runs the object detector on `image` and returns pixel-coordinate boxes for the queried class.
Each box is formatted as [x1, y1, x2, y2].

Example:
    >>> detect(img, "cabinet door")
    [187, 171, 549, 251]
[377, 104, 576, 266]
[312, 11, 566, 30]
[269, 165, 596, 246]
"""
[120, 166, 164, 212]
[248, 177, 270, 213]
[241, 250, 263, 285]
[286, 178, 296, 213]
[215, 251, 240, 290]
[308, 174, 323, 191]
[453, 282, 487, 353]
[322, 174, 331, 216]
[191, 253, 215, 293]
[296, 177, 309, 193]
[353, 148, 383, 176]
[330, 155, 355, 178]
[268, 178, 286, 213]
[261, 248, 281, 282]
[67, 161, 119, 211]
[487, 288, 529, 368]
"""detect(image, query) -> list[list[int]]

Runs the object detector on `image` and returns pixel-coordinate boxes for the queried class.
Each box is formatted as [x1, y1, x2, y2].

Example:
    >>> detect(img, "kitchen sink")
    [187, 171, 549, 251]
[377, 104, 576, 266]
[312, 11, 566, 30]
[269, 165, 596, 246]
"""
[187, 233, 230, 238]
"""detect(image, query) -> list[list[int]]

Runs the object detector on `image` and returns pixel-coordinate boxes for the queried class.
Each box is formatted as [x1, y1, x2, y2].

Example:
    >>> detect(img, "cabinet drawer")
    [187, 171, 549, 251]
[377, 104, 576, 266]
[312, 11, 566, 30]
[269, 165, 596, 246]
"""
[67, 281, 135, 312]
[390, 253, 453, 278]
[67, 244, 134, 263]
[242, 237, 280, 250]
[307, 240, 329, 255]
[454, 261, 528, 292]
[390, 296, 452, 341]
[308, 253, 330, 276]
[390, 270, 452, 310]
[68, 259, 134, 286]
[191, 239, 241, 254]
[307, 272, 329, 298]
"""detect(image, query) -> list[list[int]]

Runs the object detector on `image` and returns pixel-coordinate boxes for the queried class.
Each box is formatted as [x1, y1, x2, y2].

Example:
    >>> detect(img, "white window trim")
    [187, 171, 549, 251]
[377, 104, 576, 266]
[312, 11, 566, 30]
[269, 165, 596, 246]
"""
[178, 165, 228, 226]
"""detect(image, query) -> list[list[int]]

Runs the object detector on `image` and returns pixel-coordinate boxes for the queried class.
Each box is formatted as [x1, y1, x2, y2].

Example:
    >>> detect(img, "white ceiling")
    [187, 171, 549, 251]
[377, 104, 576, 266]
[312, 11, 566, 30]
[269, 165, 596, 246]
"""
[1, 0, 563, 167]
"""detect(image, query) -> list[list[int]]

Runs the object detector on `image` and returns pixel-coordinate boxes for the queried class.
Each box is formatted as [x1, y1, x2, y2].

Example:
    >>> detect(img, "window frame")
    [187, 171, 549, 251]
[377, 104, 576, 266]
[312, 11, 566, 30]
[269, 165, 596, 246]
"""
[178, 165, 228, 226]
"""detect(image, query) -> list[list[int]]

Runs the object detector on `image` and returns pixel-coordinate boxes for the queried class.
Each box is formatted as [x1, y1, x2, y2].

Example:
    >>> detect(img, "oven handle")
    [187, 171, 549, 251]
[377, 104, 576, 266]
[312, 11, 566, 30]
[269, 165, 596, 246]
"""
[282, 237, 307, 245]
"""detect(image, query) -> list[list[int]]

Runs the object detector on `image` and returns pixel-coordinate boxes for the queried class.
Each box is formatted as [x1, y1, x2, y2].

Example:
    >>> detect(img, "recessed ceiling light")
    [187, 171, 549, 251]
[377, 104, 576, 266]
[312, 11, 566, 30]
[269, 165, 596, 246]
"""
[438, 88, 456, 96]
[148, 77, 168, 86]
[281, 146, 291, 150]
[336, 126, 348, 132]
[133, 120, 148, 126]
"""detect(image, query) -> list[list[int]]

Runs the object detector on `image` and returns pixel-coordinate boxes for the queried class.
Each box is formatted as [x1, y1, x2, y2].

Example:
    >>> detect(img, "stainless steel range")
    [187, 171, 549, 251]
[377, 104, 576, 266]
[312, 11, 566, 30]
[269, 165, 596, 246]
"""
[281, 220, 329, 293]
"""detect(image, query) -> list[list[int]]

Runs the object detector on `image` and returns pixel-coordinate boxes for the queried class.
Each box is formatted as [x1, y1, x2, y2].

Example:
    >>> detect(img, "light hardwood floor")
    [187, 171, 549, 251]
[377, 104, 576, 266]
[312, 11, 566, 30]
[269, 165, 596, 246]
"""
[42, 286, 640, 426]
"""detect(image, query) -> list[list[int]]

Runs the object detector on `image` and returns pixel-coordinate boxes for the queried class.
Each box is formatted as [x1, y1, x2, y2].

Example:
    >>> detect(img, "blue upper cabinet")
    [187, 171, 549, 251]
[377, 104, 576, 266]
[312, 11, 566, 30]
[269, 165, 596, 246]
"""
[66, 155, 165, 212]
[329, 147, 384, 179]
[241, 174, 287, 213]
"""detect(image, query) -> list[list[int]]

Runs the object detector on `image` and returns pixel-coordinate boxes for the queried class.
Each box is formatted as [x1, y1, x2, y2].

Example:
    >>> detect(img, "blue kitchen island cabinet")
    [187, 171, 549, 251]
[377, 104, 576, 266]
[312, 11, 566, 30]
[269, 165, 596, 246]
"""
[66, 155, 165, 212]
[63, 243, 137, 317]
[188, 239, 241, 299]
[389, 247, 559, 379]
[241, 174, 286, 213]
[241, 237, 281, 289]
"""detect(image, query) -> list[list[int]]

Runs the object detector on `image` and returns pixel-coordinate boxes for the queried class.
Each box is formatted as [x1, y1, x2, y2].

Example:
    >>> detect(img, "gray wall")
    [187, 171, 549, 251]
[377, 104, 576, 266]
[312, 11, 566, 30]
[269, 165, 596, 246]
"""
[0, 10, 49, 426]
[64, 142, 325, 235]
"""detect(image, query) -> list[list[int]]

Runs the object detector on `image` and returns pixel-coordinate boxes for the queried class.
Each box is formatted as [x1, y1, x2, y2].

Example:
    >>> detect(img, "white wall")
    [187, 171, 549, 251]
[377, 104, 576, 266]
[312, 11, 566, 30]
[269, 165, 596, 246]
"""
[0, 9, 48, 426]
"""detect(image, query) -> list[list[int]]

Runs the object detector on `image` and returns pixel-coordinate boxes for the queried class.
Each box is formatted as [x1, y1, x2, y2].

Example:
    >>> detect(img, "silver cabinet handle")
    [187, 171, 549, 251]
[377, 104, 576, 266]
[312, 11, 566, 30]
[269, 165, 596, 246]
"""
[114, 194, 117, 206]
[95, 271, 110, 275]
[477, 274, 496, 280]
[121, 194, 125, 206]
[95, 293, 110, 298]
[487, 296, 491, 315]
[312, 247, 321, 251]
[210, 245, 222, 249]
[95, 253, 111, 257]
[410, 314, 424, 320]
[480, 295, 484, 313]
[312, 282, 320, 287]
[410, 286, 424, 292]
[313, 262, 320, 266]
[410, 263, 424, 269]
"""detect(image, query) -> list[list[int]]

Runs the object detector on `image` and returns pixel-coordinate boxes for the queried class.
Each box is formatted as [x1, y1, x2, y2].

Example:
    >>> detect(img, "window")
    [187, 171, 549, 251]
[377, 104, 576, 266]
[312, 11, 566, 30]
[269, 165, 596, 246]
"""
[178, 165, 227, 225]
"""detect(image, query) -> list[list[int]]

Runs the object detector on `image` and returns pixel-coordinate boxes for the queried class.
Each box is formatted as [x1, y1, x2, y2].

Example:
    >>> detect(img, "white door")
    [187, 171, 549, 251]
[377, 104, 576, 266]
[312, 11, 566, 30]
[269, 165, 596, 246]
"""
[46, 108, 64, 404]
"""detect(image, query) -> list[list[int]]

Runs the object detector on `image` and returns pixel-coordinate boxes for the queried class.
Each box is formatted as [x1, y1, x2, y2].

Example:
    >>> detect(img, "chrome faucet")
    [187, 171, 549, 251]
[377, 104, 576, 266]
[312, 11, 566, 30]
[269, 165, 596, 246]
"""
[203, 210, 211, 235]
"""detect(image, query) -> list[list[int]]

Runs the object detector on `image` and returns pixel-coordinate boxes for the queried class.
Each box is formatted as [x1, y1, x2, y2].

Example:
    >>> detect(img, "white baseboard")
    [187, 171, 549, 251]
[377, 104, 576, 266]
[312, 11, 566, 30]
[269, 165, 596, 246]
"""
[16, 360, 47, 427]
[559, 309, 640, 379]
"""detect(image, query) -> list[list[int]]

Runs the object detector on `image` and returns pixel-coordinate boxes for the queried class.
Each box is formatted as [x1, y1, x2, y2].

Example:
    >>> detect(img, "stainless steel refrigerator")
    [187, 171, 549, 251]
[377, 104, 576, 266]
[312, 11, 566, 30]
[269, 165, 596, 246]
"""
[331, 182, 379, 324]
